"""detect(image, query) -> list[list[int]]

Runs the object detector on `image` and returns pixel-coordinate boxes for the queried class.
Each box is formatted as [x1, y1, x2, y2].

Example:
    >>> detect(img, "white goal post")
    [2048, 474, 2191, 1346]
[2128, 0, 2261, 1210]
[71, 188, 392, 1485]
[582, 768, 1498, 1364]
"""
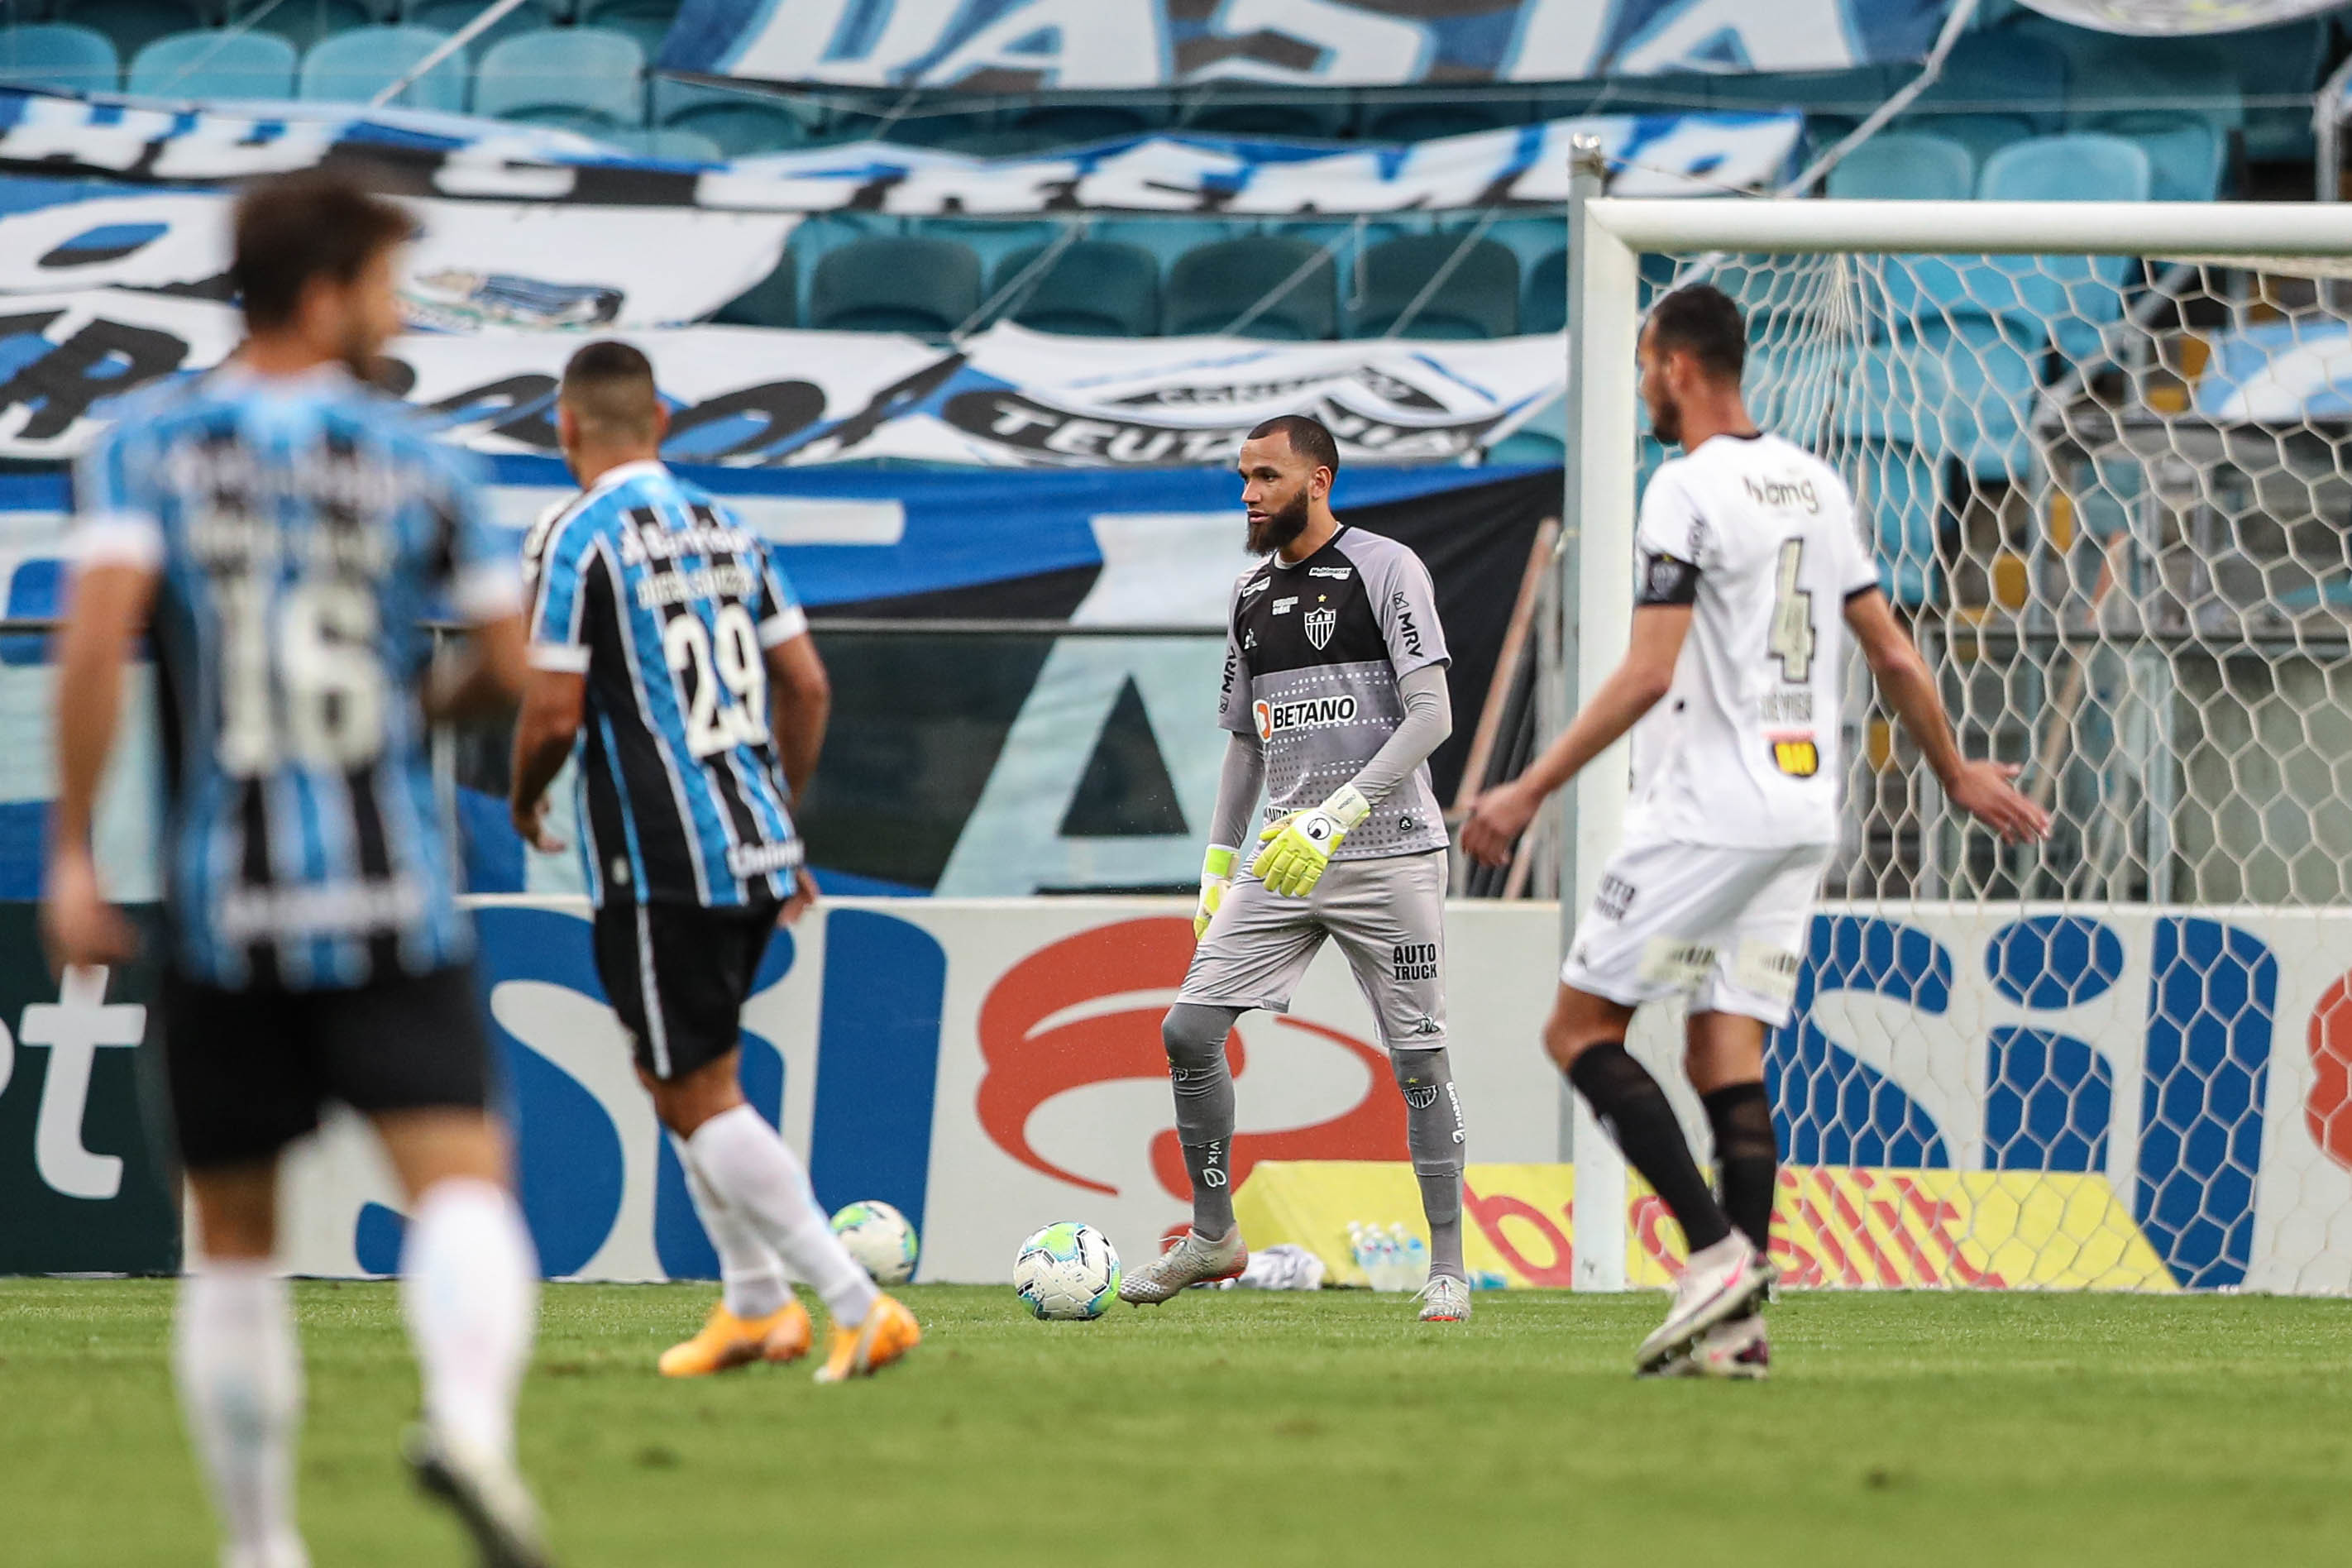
[1561, 154, 2352, 1294]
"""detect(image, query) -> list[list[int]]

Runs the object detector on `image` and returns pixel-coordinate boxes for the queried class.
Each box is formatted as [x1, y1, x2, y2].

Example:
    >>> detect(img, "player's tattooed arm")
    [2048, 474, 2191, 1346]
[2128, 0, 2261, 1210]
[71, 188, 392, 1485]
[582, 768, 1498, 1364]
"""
[1846, 589, 2050, 845]
[1460, 604, 1693, 868]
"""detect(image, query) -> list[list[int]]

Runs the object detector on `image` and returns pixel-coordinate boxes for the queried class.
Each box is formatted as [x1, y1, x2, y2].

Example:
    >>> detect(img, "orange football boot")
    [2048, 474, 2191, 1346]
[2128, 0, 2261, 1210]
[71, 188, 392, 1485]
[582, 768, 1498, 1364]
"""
[657, 1298, 813, 1378]
[812, 1293, 922, 1384]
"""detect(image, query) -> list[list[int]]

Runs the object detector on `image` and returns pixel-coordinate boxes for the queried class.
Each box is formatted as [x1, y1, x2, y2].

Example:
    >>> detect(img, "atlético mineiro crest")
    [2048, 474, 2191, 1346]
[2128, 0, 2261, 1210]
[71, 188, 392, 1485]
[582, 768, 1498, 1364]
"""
[1304, 605, 1336, 650]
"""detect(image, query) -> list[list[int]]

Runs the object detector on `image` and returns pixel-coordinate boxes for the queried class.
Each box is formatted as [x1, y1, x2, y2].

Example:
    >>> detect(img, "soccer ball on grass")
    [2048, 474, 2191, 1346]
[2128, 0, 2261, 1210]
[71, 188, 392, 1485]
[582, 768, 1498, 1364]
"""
[1013, 1222, 1121, 1321]
[830, 1200, 919, 1286]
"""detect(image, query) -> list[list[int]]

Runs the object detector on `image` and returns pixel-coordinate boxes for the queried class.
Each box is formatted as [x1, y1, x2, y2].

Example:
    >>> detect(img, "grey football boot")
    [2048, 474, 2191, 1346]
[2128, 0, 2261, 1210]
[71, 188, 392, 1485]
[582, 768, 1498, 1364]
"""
[1118, 1228, 1248, 1305]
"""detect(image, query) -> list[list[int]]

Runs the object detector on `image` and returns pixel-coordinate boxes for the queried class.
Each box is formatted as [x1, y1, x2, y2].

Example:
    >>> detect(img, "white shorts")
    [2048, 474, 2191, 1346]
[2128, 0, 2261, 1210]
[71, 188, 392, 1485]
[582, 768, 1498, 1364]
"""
[1560, 839, 1832, 1026]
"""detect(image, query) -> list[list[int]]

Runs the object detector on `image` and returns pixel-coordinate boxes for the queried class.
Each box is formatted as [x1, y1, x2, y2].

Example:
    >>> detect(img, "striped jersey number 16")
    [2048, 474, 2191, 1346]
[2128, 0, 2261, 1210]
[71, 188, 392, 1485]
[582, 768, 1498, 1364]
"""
[665, 601, 770, 759]
[217, 579, 389, 776]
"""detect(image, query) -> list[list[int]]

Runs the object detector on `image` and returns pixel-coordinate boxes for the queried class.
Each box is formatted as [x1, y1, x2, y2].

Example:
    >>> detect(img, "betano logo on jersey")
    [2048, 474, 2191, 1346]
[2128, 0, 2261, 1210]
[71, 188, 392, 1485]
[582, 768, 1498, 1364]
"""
[1254, 695, 1358, 741]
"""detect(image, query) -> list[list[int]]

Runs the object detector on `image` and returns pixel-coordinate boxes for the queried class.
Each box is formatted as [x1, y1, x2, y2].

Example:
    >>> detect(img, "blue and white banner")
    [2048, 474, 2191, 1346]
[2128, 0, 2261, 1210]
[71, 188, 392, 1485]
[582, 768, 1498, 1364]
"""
[2018, 1, 2340, 36]
[0, 293, 1565, 464]
[0, 87, 1800, 211]
[2193, 321, 2352, 424]
[660, 0, 1947, 90]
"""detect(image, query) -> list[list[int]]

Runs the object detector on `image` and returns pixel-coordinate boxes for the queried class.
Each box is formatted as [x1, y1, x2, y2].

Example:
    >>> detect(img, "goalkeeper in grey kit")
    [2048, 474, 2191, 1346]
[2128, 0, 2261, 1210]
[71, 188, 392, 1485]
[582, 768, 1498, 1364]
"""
[1121, 414, 1474, 1322]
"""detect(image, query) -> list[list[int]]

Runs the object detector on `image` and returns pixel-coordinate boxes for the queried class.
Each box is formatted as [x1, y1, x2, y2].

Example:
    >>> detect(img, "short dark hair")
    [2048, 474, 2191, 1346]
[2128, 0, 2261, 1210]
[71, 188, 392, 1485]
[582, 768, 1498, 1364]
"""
[560, 340, 660, 442]
[1647, 284, 1747, 381]
[1245, 413, 1340, 476]
[230, 169, 413, 332]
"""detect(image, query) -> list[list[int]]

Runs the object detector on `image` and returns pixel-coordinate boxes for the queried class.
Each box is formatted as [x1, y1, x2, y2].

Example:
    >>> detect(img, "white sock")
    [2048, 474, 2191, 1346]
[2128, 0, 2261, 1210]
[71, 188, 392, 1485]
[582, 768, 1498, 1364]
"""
[686, 1105, 878, 1327]
[399, 1178, 538, 1462]
[174, 1262, 308, 1568]
[673, 1135, 791, 1321]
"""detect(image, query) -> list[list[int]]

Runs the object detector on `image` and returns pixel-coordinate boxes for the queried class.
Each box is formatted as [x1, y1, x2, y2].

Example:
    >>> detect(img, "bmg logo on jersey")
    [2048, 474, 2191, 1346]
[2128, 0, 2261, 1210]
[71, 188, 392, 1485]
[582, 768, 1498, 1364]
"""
[1742, 474, 1821, 513]
[1255, 695, 1358, 741]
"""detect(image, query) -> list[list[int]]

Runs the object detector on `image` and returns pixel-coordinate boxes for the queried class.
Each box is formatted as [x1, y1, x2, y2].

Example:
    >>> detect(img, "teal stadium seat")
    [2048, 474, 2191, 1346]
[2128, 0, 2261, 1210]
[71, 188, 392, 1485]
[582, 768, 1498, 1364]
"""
[246, 0, 370, 55]
[0, 22, 119, 93]
[912, 217, 1058, 289]
[1825, 132, 1974, 201]
[129, 30, 297, 99]
[1346, 234, 1518, 339]
[2098, 116, 2225, 203]
[1165, 235, 1337, 340]
[575, 0, 677, 58]
[611, 126, 721, 162]
[1086, 217, 1245, 281]
[474, 28, 643, 130]
[1003, 103, 1159, 148]
[1897, 112, 2030, 172]
[300, 26, 467, 111]
[807, 237, 982, 337]
[409, 0, 564, 51]
[714, 252, 795, 328]
[1522, 248, 1565, 337]
[53, 1, 200, 65]
[653, 78, 815, 155]
[991, 241, 1159, 337]
[1359, 98, 1530, 144]
[1182, 93, 1349, 141]
[1907, 29, 2068, 134]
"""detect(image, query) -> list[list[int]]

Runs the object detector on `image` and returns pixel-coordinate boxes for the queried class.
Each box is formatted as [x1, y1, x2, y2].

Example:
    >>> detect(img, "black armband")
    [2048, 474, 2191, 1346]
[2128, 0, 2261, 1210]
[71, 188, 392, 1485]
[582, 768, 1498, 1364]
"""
[1636, 551, 1702, 607]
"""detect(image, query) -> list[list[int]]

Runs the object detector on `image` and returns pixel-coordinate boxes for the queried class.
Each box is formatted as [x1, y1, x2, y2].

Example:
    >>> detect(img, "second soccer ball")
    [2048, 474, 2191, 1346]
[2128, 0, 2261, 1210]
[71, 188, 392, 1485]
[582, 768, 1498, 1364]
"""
[831, 1200, 920, 1285]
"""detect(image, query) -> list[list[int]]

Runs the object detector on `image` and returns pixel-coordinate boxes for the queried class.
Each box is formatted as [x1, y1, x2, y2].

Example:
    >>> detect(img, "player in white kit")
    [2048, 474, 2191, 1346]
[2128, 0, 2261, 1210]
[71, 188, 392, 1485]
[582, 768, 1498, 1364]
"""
[1464, 284, 2048, 1377]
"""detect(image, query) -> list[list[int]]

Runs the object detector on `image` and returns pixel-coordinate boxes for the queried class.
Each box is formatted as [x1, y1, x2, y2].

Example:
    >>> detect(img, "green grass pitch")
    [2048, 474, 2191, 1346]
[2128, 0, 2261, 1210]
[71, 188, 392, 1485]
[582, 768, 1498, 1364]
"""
[5, 1279, 2350, 1566]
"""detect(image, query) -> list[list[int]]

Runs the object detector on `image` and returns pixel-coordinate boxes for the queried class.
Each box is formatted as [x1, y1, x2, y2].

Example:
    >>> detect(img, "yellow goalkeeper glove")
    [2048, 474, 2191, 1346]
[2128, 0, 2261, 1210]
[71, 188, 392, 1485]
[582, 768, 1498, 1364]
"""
[1251, 785, 1370, 898]
[1194, 845, 1236, 939]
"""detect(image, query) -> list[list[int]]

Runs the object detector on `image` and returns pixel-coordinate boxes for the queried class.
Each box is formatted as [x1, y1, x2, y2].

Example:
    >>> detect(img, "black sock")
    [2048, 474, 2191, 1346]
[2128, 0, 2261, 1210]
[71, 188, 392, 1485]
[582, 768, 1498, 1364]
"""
[1702, 1081, 1778, 1257]
[1566, 1042, 1732, 1254]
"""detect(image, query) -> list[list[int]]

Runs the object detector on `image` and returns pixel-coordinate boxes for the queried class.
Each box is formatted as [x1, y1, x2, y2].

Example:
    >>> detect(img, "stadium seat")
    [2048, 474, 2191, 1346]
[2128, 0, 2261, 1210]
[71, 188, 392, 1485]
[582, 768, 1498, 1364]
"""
[1346, 234, 1518, 340]
[714, 251, 795, 328]
[1085, 217, 1245, 281]
[915, 218, 1059, 294]
[610, 125, 721, 162]
[1907, 29, 2068, 135]
[1359, 99, 1528, 144]
[409, 0, 564, 51]
[575, 0, 677, 57]
[300, 26, 467, 111]
[1895, 112, 2033, 173]
[806, 237, 982, 337]
[473, 28, 643, 130]
[1522, 247, 1565, 336]
[2101, 116, 2225, 203]
[653, 78, 816, 155]
[1164, 235, 1337, 340]
[0, 22, 118, 93]
[990, 241, 1159, 337]
[1181, 95, 1350, 141]
[1482, 392, 1564, 466]
[244, 0, 370, 55]
[128, 29, 297, 98]
[1003, 103, 1159, 148]
[52, 0, 200, 64]
[1977, 134, 2149, 363]
[1825, 133, 1974, 202]
[1844, 316, 2044, 481]
[1855, 442, 1941, 606]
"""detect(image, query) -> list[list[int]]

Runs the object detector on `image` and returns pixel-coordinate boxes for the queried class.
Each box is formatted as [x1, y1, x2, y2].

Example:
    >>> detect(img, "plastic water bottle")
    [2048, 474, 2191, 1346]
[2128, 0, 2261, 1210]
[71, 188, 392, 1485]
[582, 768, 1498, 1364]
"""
[1396, 1225, 1430, 1286]
[1347, 1221, 1382, 1286]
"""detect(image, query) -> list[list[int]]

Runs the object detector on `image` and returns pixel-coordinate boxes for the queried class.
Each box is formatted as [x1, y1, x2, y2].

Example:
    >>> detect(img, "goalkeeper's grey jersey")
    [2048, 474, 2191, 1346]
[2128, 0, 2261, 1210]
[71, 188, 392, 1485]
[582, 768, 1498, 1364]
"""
[1217, 523, 1451, 861]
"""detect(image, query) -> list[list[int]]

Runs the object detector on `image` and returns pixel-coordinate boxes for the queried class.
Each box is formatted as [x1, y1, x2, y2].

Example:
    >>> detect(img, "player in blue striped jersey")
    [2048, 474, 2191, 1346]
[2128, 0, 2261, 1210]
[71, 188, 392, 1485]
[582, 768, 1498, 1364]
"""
[510, 342, 920, 1384]
[44, 170, 552, 1568]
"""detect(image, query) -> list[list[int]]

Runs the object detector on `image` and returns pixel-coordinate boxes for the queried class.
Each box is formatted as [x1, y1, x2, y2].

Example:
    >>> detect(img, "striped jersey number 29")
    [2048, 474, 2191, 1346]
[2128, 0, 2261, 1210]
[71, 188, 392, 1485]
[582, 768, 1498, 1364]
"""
[1768, 538, 1815, 683]
[216, 577, 388, 776]
[666, 601, 770, 758]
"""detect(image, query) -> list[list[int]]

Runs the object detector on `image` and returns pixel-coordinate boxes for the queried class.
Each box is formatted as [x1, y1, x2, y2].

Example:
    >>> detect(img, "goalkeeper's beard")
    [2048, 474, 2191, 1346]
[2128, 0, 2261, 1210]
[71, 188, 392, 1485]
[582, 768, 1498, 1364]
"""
[1246, 494, 1312, 556]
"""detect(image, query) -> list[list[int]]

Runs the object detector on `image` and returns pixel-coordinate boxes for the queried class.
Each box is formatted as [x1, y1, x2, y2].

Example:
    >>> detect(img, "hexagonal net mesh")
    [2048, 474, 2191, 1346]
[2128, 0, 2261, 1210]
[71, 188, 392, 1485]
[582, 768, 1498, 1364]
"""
[1616, 246, 2352, 1293]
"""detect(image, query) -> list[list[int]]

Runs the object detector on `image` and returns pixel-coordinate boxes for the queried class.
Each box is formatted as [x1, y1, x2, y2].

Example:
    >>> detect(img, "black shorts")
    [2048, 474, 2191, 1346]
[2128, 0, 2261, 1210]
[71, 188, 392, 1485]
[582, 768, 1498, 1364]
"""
[161, 963, 491, 1172]
[591, 898, 781, 1083]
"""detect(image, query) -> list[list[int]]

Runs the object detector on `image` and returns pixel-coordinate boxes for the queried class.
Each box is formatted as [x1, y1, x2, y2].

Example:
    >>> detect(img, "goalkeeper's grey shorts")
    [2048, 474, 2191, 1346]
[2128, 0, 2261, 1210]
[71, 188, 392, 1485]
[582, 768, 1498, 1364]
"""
[1177, 848, 1447, 1051]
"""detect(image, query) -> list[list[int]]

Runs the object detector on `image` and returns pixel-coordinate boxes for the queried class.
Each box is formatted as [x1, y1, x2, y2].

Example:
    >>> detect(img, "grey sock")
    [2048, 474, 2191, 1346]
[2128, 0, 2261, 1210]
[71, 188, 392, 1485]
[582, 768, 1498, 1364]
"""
[1394, 1047, 1467, 1279]
[1163, 1003, 1244, 1236]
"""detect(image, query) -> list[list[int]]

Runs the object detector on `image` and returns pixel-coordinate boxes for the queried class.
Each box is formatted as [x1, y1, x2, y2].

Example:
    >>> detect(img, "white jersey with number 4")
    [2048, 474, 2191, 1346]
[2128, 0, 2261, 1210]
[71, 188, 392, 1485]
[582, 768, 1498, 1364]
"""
[1623, 431, 1880, 850]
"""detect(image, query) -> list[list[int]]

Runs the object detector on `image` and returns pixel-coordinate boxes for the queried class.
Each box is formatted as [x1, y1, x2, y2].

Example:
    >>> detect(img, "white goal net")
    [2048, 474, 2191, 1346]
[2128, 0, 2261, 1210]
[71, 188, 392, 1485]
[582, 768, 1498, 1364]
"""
[1563, 183, 2352, 1296]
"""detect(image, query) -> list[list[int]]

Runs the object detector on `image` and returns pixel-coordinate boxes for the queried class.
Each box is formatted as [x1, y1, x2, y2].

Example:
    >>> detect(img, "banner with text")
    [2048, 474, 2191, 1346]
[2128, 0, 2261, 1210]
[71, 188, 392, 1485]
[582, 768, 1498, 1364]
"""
[661, 0, 1947, 90]
[0, 295, 1564, 465]
[0, 88, 1799, 212]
